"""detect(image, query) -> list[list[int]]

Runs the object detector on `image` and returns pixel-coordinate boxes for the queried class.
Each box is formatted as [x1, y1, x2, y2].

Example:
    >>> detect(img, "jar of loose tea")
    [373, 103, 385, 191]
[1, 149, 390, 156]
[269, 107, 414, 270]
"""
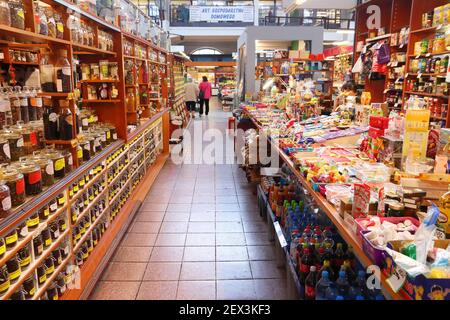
[12, 161, 42, 196]
[16, 222, 27, 239]
[43, 150, 65, 179]
[27, 213, 39, 230]
[0, 0, 11, 27]
[0, 136, 11, 163]
[44, 256, 55, 276]
[36, 264, 46, 286]
[6, 254, 21, 283]
[4, 229, 17, 249]
[0, 180, 11, 219]
[12, 122, 38, 155]
[22, 276, 35, 299]
[1, 131, 24, 161]
[61, 150, 73, 174]
[0, 238, 5, 258]
[17, 246, 31, 269]
[10, 287, 26, 300]
[0, 264, 10, 296]
[46, 284, 58, 300]
[52, 248, 62, 267]
[0, 167, 25, 207]
[41, 227, 52, 248]
[9, 0, 25, 30]
[31, 155, 54, 187]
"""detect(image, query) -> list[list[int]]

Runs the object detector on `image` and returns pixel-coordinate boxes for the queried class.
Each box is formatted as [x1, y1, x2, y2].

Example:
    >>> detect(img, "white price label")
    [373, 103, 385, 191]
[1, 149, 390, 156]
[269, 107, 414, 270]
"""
[417, 73, 422, 79]
[273, 221, 287, 248]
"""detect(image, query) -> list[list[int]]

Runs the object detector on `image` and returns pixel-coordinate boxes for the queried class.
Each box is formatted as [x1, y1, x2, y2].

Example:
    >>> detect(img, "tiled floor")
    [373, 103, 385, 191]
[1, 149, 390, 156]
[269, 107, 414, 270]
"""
[90, 98, 287, 300]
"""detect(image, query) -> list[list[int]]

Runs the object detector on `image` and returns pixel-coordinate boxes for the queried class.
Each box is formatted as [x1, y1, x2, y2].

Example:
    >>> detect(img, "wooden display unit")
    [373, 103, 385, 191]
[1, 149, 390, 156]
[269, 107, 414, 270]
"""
[0, 0, 171, 300]
[168, 53, 190, 135]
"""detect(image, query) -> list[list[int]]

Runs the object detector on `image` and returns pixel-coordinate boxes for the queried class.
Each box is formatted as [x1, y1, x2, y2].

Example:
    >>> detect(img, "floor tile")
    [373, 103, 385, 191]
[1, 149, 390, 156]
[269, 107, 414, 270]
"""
[244, 233, 272, 245]
[135, 211, 165, 222]
[101, 262, 147, 281]
[216, 221, 243, 233]
[216, 195, 238, 204]
[166, 203, 191, 212]
[155, 233, 186, 246]
[189, 212, 215, 222]
[180, 262, 216, 280]
[216, 246, 248, 261]
[130, 221, 161, 234]
[144, 193, 171, 204]
[177, 281, 216, 300]
[242, 221, 268, 233]
[215, 211, 242, 222]
[250, 261, 285, 279]
[216, 280, 256, 300]
[216, 261, 252, 280]
[169, 195, 193, 204]
[185, 233, 216, 246]
[215, 233, 246, 246]
[150, 246, 184, 262]
[183, 246, 215, 261]
[112, 246, 152, 262]
[160, 221, 189, 233]
[253, 278, 288, 300]
[163, 212, 190, 222]
[143, 262, 181, 281]
[247, 246, 276, 261]
[90, 281, 140, 300]
[215, 203, 240, 211]
[121, 233, 157, 247]
[188, 222, 215, 233]
[136, 281, 178, 300]
[140, 203, 168, 212]
[191, 203, 215, 213]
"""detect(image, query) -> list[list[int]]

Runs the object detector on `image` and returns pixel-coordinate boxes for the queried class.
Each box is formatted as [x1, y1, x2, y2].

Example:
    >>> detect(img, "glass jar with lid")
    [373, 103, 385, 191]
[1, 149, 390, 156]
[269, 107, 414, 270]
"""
[11, 160, 42, 196]
[0, 166, 25, 207]
[30, 154, 54, 186]
[1, 128, 24, 161]
[41, 148, 65, 179]
[12, 121, 38, 155]
[0, 0, 11, 27]
[0, 135, 11, 163]
[9, 0, 25, 30]
[0, 180, 11, 219]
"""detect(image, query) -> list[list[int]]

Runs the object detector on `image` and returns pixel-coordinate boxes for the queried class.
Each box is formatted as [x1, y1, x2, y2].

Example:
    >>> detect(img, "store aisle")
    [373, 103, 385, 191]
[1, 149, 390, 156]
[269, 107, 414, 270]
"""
[90, 98, 287, 300]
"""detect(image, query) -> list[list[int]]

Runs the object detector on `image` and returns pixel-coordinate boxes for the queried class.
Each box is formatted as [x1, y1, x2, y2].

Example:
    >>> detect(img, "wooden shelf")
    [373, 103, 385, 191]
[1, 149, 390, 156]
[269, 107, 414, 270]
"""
[0, 228, 70, 300]
[406, 73, 447, 77]
[125, 84, 137, 88]
[79, 79, 120, 83]
[72, 43, 117, 56]
[45, 139, 78, 147]
[0, 61, 39, 66]
[70, 169, 106, 203]
[82, 99, 121, 103]
[73, 209, 107, 253]
[409, 51, 450, 58]
[37, 92, 71, 97]
[365, 33, 392, 43]
[127, 108, 169, 141]
[0, 25, 71, 45]
[404, 91, 448, 98]
[33, 255, 71, 300]
[410, 26, 437, 34]
[73, 188, 108, 227]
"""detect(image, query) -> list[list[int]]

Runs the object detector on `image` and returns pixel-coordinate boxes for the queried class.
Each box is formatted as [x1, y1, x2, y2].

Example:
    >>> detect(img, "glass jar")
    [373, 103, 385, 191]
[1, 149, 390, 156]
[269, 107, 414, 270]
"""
[62, 150, 73, 174]
[43, 150, 65, 179]
[54, 13, 64, 39]
[12, 161, 42, 196]
[55, 49, 72, 93]
[9, 0, 25, 30]
[4, 229, 17, 249]
[18, 246, 31, 269]
[0, 264, 10, 296]
[12, 122, 38, 155]
[6, 255, 21, 283]
[46, 9, 56, 38]
[76, 145, 83, 165]
[36, 264, 46, 286]
[0, 180, 11, 219]
[38, 204, 49, 221]
[27, 213, 39, 230]
[16, 222, 27, 239]
[0, 0, 11, 27]
[1, 131, 24, 161]
[30, 155, 54, 187]
[22, 276, 35, 299]
[0, 167, 25, 207]
[0, 136, 11, 163]
[0, 238, 5, 258]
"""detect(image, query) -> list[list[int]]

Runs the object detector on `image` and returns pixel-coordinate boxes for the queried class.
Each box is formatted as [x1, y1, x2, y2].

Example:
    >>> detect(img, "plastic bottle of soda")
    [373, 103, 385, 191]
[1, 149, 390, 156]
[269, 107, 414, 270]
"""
[333, 243, 345, 272]
[341, 260, 356, 283]
[304, 266, 318, 300]
[318, 259, 335, 282]
[315, 270, 332, 300]
[344, 245, 356, 269]
[348, 270, 366, 299]
[335, 270, 350, 298]
[299, 247, 313, 284]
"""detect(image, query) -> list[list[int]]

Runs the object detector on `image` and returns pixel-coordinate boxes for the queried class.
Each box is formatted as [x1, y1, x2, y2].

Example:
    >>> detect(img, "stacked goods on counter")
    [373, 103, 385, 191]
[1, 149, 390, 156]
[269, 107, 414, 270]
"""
[240, 98, 450, 299]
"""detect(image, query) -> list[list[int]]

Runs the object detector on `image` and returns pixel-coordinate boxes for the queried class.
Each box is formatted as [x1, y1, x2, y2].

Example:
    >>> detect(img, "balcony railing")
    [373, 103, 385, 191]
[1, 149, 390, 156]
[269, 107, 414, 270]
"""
[170, 5, 254, 27]
[260, 16, 355, 30]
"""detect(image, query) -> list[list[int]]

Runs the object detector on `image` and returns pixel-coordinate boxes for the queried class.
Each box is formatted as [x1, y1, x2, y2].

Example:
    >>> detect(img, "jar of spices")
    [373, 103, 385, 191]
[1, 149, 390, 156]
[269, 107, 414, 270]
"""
[0, 264, 10, 296]
[41, 228, 52, 248]
[54, 13, 64, 39]
[9, 0, 25, 30]
[46, 284, 58, 300]
[16, 222, 27, 239]
[1, 167, 25, 207]
[71, 203, 79, 224]
[13, 122, 38, 156]
[27, 213, 39, 230]
[1, 131, 24, 161]
[0, 0, 11, 27]
[0, 238, 5, 258]
[57, 193, 65, 207]
[76, 145, 83, 166]
[56, 273, 66, 296]
[36, 264, 46, 286]
[81, 244, 89, 262]
[22, 276, 35, 299]
[43, 150, 65, 179]
[61, 150, 73, 174]
[12, 161, 42, 196]
[6, 255, 21, 283]
[0, 181, 11, 219]
[49, 198, 57, 214]
[4, 229, 18, 249]
[52, 248, 62, 267]
[17, 246, 31, 269]
[0, 136, 11, 163]
[38, 205, 49, 221]
[10, 287, 26, 300]
[31, 155, 54, 187]
[44, 256, 55, 276]
[49, 222, 60, 240]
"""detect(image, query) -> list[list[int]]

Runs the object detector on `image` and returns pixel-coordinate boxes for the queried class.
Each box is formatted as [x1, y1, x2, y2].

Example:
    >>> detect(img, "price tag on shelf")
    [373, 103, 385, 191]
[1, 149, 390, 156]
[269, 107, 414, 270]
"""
[417, 73, 422, 79]
[426, 53, 431, 57]
[273, 221, 287, 248]
[386, 265, 407, 293]
[415, 55, 421, 59]
[399, 44, 404, 49]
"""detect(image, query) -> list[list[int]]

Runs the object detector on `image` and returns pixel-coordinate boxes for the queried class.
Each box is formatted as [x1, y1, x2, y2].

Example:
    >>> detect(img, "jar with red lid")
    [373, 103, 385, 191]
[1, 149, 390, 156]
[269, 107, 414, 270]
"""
[0, 167, 25, 207]
[11, 161, 42, 196]
[0, 180, 12, 219]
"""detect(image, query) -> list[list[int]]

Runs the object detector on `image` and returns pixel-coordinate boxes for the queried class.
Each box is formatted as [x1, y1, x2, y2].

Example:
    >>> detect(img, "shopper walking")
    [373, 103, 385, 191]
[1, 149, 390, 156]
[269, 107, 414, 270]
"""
[198, 76, 212, 117]
[185, 77, 199, 119]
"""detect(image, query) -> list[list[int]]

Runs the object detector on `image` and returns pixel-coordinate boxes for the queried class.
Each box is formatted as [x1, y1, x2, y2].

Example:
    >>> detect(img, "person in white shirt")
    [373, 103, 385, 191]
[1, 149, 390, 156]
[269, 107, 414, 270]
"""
[184, 77, 199, 119]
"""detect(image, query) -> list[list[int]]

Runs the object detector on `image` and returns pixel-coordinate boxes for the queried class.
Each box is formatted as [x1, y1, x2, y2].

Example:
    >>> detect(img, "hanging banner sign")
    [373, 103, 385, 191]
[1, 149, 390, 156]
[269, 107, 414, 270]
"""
[189, 6, 254, 23]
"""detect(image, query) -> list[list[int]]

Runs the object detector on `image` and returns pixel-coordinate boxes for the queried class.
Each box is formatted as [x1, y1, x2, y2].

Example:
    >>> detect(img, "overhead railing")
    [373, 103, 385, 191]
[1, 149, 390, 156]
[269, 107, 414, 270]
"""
[260, 16, 355, 30]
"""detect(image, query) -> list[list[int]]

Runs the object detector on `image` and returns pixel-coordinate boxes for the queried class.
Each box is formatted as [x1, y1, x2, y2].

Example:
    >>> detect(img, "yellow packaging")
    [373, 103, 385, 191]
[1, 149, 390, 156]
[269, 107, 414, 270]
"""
[414, 42, 422, 56]
[433, 6, 444, 26]
[444, 4, 450, 24]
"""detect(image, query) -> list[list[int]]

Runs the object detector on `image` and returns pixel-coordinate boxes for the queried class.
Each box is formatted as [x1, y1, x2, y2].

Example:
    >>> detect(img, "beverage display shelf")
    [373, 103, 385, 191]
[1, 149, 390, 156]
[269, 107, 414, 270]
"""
[244, 109, 404, 300]
[0, 228, 71, 300]
[32, 255, 72, 300]
[0, 203, 69, 268]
